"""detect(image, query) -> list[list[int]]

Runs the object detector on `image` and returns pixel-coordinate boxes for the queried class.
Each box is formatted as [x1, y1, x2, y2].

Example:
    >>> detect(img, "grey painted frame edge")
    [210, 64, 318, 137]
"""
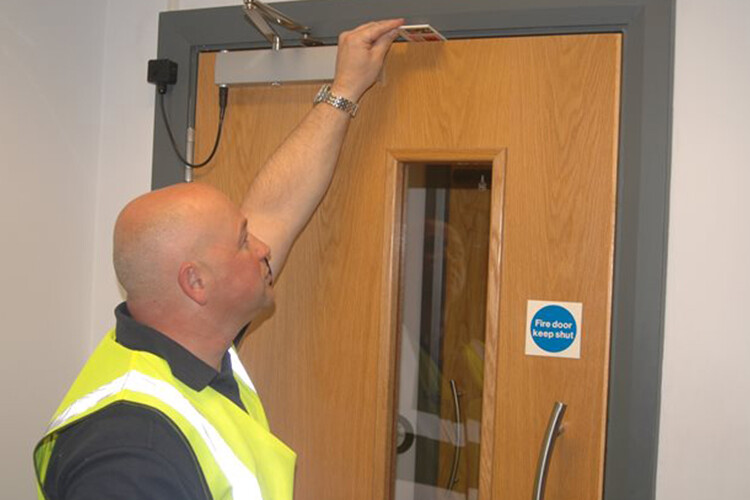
[151, 1, 675, 499]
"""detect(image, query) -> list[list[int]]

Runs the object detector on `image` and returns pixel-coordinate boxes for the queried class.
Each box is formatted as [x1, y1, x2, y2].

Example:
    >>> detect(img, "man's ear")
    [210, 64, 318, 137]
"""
[177, 262, 208, 305]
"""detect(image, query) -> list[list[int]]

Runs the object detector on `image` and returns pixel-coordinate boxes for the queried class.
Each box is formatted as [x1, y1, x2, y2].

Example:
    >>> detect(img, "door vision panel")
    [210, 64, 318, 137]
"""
[194, 35, 621, 500]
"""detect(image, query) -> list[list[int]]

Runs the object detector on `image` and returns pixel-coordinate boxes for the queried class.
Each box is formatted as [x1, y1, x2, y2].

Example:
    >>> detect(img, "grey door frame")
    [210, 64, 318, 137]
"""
[151, 1, 674, 499]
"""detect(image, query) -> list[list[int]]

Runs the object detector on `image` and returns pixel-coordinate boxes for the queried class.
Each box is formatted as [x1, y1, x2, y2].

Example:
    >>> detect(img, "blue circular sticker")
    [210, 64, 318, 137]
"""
[530, 305, 577, 353]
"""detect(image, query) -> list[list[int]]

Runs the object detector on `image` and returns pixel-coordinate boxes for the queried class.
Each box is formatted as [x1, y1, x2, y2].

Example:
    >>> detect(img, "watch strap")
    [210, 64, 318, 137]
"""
[313, 84, 359, 117]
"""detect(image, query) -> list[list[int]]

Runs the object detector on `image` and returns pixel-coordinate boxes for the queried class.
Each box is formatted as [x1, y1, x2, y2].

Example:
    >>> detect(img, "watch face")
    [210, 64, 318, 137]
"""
[314, 84, 330, 104]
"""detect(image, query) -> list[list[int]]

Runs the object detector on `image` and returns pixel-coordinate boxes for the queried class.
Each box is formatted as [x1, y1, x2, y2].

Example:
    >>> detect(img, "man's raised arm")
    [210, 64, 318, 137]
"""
[240, 19, 404, 277]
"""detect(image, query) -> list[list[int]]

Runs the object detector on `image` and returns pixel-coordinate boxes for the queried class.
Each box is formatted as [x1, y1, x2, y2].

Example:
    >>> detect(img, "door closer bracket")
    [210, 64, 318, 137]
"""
[242, 0, 324, 50]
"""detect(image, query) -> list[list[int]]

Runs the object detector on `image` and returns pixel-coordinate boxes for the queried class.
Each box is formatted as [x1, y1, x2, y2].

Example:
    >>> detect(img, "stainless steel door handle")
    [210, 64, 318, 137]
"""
[532, 401, 567, 500]
[447, 379, 462, 491]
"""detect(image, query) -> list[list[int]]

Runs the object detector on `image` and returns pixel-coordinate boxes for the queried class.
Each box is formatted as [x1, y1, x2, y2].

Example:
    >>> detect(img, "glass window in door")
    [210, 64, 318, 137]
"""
[394, 163, 492, 500]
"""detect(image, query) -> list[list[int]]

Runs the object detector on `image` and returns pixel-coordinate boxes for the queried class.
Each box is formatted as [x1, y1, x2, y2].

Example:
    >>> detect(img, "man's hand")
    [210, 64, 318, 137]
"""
[330, 19, 404, 102]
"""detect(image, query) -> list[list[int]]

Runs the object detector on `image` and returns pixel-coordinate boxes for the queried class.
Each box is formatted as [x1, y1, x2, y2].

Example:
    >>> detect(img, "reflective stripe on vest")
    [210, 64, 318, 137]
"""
[228, 346, 256, 393]
[48, 369, 264, 500]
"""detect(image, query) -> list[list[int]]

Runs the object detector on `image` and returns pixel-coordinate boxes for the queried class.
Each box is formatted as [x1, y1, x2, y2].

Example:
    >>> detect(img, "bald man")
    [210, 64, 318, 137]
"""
[34, 19, 404, 500]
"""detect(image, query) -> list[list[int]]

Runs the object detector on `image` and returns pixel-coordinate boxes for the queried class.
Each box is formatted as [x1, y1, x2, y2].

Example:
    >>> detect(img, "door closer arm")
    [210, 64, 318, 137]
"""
[242, 0, 324, 50]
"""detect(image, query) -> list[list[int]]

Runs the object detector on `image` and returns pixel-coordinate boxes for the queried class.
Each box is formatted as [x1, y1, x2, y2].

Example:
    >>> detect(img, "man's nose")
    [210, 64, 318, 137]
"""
[252, 235, 271, 258]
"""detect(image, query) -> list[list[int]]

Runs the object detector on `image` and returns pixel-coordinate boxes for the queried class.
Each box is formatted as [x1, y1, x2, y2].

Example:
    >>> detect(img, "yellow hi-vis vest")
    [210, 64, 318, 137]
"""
[34, 329, 296, 500]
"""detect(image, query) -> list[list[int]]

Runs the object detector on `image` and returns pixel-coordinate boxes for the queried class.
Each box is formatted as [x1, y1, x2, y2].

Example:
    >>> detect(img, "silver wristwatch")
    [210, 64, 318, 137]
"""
[313, 84, 359, 118]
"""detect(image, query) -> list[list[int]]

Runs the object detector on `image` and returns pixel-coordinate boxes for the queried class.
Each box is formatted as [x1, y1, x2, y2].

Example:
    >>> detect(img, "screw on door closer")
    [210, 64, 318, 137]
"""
[398, 24, 446, 42]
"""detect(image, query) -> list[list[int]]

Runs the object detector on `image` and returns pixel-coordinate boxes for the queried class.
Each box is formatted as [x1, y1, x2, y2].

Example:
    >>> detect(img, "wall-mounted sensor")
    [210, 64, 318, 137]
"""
[147, 59, 178, 94]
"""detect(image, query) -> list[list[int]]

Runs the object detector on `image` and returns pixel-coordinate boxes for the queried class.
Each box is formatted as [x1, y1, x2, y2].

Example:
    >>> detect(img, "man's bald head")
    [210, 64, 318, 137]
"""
[113, 183, 235, 303]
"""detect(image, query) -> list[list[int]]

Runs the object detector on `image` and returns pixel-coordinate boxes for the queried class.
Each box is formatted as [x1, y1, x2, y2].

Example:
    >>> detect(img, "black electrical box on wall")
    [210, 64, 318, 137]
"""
[147, 59, 177, 92]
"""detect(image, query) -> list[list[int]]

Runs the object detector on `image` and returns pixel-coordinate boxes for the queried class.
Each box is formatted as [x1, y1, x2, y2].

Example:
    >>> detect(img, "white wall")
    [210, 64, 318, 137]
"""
[657, 1, 750, 498]
[0, 1, 106, 496]
[88, 0, 169, 351]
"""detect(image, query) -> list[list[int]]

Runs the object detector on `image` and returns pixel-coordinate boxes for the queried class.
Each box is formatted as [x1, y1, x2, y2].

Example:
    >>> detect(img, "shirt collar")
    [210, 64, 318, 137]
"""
[114, 302, 231, 392]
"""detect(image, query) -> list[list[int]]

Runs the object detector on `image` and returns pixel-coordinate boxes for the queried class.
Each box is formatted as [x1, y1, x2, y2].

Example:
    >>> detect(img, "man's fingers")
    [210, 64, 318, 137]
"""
[371, 28, 400, 59]
[332, 19, 405, 100]
[352, 21, 378, 32]
[355, 18, 404, 44]
[374, 27, 401, 48]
